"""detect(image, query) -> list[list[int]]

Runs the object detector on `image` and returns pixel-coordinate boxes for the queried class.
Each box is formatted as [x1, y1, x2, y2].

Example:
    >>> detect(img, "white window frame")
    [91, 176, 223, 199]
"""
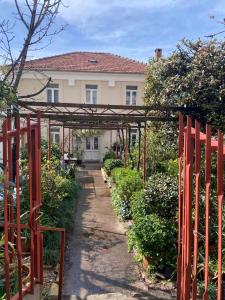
[47, 84, 59, 103]
[50, 127, 60, 144]
[126, 86, 138, 106]
[131, 129, 137, 146]
[86, 85, 98, 104]
[85, 136, 99, 150]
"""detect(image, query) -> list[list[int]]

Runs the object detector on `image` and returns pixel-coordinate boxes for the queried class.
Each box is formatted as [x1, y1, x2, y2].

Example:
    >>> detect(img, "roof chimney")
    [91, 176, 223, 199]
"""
[155, 48, 162, 60]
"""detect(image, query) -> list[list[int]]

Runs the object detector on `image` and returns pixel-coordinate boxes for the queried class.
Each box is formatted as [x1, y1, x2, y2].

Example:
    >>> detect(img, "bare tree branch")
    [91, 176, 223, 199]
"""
[0, 0, 64, 99]
[206, 16, 225, 38]
[18, 77, 52, 99]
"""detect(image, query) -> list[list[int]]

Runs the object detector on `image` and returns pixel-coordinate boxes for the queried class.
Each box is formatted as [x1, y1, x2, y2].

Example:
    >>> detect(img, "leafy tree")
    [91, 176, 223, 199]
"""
[145, 38, 225, 127]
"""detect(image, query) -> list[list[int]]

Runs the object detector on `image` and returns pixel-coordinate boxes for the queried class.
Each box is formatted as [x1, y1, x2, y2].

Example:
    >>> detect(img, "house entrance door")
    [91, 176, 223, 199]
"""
[83, 136, 100, 161]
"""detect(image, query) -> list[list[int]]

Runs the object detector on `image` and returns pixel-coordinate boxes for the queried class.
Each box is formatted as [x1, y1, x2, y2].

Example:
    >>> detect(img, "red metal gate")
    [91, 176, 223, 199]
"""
[177, 113, 224, 300]
[1, 114, 65, 300]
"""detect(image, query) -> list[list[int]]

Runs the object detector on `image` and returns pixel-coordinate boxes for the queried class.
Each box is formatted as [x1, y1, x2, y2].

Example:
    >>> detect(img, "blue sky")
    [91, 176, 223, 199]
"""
[1, 0, 225, 62]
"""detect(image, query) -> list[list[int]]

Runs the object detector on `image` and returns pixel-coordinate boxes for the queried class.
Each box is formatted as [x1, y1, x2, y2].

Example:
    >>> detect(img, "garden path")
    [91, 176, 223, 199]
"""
[62, 164, 176, 300]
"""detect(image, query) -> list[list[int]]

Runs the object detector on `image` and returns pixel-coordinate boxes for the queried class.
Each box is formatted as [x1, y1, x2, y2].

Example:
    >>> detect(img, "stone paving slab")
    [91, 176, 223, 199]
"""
[63, 166, 175, 300]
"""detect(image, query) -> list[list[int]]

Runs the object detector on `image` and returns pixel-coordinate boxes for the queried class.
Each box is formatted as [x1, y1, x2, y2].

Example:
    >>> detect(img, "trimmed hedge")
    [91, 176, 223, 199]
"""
[128, 214, 177, 272]
[128, 173, 178, 276]
[132, 173, 178, 221]
[103, 150, 116, 162]
[103, 158, 124, 175]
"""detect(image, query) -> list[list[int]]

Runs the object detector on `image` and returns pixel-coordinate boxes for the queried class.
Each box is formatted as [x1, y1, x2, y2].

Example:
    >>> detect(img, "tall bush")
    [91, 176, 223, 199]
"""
[20, 159, 79, 266]
[132, 173, 178, 221]
[111, 168, 142, 220]
[129, 173, 178, 276]
[128, 214, 177, 272]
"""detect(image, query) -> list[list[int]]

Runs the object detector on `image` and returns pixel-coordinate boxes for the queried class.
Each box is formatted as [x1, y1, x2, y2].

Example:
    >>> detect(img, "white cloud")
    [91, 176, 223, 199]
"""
[58, 0, 185, 43]
[60, 0, 182, 25]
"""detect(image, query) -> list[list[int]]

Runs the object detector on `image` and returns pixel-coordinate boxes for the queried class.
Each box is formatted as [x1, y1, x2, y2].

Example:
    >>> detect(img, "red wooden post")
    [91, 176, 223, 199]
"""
[37, 112, 43, 283]
[177, 113, 184, 300]
[58, 230, 66, 300]
[7, 118, 14, 244]
[15, 116, 23, 300]
[48, 119, 51, 160]
[192, 120, 201, 300]
[203, 125, 212, 300]
[183, 117, 193, 300]
[217, 130, 223, 300]
[27, 114, 34, 293]
[3, 120, 11, 300]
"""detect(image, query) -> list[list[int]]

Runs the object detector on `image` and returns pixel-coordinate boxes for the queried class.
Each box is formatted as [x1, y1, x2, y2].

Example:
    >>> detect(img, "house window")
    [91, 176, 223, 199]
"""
[86, 137, 91, 150]
[47, 84, 59, 103]
[50, 127, 60, 144]
[93, 137, 99, 150]
[126, 86, 137, 105]
[86, 84, 97, 104]
[131, 129, 137, 146]
[85, 137, 99, 150]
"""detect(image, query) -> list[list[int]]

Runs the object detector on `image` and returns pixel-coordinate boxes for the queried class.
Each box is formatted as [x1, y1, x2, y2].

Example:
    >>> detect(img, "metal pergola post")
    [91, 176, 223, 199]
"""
[143, 124, 147, 183]
[68, 128, 71, 157]
[124, 127, 128, 167]
[48, 119, 51, 161]
[72, 129, 74, 156]
[62, 126, 65, 164]
[116, 130, 119, 159]
[137, 124, 141, 171]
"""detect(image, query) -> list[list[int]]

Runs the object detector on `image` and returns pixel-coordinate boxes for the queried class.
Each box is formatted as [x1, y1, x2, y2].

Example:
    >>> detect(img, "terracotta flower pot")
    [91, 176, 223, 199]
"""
[143, 256, 150, 271]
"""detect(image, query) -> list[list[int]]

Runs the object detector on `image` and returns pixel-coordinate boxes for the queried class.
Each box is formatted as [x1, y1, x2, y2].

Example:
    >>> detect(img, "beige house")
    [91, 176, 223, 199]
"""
[18, 52, 146, 162]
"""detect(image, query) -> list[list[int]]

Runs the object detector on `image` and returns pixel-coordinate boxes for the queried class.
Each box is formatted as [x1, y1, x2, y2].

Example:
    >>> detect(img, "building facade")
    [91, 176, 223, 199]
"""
[18, 52, 146, 162]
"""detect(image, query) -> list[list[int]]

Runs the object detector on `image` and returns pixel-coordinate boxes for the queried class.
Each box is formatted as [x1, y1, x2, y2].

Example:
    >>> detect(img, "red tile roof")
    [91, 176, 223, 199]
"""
[24, 52, 146, 74]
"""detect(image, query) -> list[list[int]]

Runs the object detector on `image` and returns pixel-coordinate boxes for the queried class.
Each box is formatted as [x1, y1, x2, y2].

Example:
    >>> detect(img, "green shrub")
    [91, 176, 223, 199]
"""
[111, 168, 142, 220]
[41, 140, 62, 162]
[103, 158, 123, 174]
[128, 214, 177, 274]
[20, 160, 79, 266]
[129, 173, 178, 276]
[132, 173, 177, 221]
[111, 187, 132, 220]
[103, 150, 116, 162]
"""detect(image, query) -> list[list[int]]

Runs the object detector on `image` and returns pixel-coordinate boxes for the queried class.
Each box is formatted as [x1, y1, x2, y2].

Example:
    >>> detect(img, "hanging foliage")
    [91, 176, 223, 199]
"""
[74, 129, 103, 138]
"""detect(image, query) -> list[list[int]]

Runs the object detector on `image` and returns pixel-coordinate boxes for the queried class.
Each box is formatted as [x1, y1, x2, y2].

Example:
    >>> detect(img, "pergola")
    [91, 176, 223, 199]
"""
[18, 100, 189, 181]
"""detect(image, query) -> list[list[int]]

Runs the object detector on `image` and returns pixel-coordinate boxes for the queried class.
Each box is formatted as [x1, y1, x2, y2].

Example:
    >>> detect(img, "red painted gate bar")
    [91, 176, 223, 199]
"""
[2, 114, 65, 300]
[177, 113, 224, 300]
